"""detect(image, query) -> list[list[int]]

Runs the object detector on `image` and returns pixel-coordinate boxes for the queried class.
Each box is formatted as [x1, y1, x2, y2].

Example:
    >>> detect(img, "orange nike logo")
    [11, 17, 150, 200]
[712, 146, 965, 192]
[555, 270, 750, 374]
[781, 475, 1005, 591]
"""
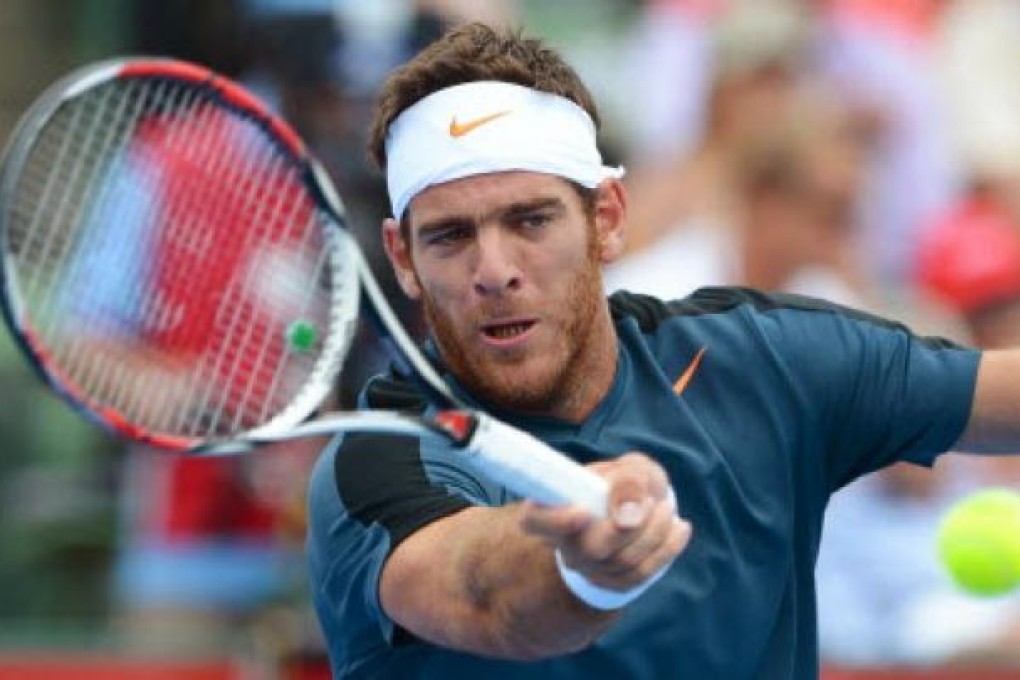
[673, 347, 706, 396]
[449, 110, 510, 137]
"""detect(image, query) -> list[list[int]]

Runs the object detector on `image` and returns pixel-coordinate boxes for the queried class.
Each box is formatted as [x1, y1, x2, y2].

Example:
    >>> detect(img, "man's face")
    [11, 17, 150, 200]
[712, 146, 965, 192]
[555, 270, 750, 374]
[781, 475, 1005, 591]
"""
[384, 172, 624, 416]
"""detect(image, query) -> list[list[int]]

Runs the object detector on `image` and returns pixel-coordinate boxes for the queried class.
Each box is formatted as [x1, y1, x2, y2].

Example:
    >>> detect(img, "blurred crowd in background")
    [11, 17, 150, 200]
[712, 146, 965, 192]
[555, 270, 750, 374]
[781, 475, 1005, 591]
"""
[2, 0, 1020, 675]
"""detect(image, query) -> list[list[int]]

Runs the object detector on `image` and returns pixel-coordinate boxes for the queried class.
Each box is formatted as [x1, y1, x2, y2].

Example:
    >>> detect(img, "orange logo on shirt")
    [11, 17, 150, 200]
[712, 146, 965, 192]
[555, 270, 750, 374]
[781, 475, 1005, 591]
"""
[673, 347, 706, 396]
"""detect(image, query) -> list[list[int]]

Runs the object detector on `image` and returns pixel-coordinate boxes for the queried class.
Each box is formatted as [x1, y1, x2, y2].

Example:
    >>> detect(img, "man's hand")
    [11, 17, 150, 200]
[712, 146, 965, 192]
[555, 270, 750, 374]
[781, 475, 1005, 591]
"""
[379, 452, 686, 657]
[519, 452, 692, 595]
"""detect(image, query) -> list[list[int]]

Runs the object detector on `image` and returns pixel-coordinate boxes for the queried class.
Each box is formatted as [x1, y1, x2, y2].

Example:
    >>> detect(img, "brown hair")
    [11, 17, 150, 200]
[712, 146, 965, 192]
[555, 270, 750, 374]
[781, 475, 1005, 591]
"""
[367, 22, 600, 172]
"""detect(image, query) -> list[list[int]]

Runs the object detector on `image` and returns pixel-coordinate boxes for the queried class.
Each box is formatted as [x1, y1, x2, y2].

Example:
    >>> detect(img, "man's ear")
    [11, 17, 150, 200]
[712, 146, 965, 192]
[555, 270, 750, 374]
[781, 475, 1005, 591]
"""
[382, 217, 422, 299]
[594, 178, 628, 264]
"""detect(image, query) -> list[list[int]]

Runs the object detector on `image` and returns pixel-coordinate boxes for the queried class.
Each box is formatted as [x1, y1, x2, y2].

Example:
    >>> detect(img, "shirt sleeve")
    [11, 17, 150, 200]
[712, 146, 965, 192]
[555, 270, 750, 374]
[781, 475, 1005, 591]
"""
[750, 293, 981, 490]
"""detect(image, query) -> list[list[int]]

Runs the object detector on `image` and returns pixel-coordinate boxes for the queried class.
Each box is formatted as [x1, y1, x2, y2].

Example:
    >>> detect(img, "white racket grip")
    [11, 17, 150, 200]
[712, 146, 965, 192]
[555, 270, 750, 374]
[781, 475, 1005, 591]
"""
[464, 414, 608, 518]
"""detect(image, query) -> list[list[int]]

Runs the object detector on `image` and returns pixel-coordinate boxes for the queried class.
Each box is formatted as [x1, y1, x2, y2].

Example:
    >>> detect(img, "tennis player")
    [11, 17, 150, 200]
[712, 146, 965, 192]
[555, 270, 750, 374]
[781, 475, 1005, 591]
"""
[306, 23, 1020, 678]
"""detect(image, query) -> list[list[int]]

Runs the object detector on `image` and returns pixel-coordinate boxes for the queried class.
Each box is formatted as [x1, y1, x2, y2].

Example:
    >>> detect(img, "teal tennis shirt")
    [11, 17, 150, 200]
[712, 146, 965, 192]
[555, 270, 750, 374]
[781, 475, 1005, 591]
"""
[306, 288, 980, 678]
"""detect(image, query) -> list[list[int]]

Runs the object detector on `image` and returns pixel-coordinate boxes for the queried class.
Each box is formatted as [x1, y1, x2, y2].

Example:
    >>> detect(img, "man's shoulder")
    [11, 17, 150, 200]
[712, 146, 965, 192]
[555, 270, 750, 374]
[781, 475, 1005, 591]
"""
[361, 370, 429, 413]
[609, 286, 776, 333]
[608, 286, 895, 334]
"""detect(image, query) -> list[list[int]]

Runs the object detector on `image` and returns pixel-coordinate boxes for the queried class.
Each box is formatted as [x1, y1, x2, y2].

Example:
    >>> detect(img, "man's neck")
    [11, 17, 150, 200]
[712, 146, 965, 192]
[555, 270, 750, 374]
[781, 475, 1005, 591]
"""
[546, 304, 619, 424]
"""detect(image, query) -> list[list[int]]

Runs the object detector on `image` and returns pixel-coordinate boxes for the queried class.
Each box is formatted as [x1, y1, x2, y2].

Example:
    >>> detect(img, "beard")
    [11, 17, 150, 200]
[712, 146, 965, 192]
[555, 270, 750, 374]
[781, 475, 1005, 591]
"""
[420, 234, 605, 415]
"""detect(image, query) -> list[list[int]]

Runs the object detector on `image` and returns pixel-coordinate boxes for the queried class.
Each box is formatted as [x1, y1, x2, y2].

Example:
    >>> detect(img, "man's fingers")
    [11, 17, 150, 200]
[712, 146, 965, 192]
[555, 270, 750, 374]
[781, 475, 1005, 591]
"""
[524, 452, 689, 594]
[562, 512, 633, 565]
[605, 513, 692, 579]
[585, 516, 693, 590]
[605, 453, 671, 530]
[612, 496, 651, 529]
[600, 501, 679, 575]
[562, 496, 686, 575]
[519, 500, 595, 541]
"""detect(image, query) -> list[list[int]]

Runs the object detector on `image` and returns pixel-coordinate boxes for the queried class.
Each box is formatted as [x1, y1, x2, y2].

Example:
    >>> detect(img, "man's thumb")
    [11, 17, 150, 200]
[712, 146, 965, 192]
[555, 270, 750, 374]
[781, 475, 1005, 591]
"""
[610, 475, 650, 529]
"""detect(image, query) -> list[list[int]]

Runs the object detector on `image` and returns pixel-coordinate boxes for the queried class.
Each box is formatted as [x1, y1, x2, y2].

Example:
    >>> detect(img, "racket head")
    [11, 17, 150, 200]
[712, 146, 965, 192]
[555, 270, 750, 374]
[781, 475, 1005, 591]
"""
[0, 58, 360, 452]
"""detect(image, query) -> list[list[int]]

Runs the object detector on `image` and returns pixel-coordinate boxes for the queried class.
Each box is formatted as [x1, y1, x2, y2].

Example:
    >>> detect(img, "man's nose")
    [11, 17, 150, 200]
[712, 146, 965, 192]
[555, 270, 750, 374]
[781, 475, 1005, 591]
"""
[472, 228, 522, 296]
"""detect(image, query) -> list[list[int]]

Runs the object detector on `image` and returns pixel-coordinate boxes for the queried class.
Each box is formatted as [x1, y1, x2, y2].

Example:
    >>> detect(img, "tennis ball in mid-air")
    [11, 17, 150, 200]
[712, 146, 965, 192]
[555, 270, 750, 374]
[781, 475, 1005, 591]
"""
[286, 319, 318, 353]
[938, 489, 1020, 597]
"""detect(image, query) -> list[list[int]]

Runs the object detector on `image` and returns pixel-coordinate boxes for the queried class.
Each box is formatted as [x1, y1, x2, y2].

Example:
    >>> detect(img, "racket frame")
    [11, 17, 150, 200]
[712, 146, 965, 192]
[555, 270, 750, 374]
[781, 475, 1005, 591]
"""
[0, 58, 355, 450]
[0, 57, 611, 517]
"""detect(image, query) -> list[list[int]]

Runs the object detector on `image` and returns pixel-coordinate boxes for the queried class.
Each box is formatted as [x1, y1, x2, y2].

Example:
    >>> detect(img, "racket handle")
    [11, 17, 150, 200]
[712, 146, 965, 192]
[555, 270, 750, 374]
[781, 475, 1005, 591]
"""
[462, 413, 608, 518]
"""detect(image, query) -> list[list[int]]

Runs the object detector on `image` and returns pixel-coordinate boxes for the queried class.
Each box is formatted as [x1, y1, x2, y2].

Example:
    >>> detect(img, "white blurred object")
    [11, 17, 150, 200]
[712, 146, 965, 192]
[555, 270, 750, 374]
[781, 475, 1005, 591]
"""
[603, 218, 735, 300]
[623, 4, 715, 160]
[897, 590, 1020, 664]
[603, 219, 863, 308]
[712, 0, 807, 82]
[937, 0, 1020, 179]
[332, 0, 415, 94]
[622, 0, 808, 163]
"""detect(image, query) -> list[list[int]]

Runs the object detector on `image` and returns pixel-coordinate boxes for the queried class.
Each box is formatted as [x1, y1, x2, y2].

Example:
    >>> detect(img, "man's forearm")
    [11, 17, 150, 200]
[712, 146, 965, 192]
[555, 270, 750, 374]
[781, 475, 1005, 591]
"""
[380, 504, 616, 661]
[455, 504, 618, 659]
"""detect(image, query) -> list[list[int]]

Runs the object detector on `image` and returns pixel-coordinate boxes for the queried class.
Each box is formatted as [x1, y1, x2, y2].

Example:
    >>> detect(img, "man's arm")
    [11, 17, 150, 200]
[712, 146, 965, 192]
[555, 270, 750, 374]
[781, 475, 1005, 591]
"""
[955, 349, 1020, 453]
[378, 454, 691, 661]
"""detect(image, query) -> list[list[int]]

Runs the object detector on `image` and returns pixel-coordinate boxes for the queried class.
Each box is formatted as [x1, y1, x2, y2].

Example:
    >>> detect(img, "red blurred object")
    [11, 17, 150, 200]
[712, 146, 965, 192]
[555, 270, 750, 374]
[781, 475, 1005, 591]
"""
[280, 654, 332, 680]
[3, 656, 1017, 680]
[916, 196, 1020, 316]
[0, 655, 240, 680]
[0, 653, 334, 680]
[126, 111, 315, 541]
[822, 666, 1020, 680]
[825, 0, 940, 43]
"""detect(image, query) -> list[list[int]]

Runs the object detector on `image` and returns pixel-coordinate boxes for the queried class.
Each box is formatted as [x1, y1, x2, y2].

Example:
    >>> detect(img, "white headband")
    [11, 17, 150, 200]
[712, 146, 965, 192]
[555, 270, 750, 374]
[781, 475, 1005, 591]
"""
[384, 81, 625, 219]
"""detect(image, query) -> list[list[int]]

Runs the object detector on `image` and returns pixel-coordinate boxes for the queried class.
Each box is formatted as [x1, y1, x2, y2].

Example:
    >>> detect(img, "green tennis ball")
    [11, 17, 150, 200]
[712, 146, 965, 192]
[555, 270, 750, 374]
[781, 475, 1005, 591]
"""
[937, 489, 1020, 597]
[286, 320, 318, 353]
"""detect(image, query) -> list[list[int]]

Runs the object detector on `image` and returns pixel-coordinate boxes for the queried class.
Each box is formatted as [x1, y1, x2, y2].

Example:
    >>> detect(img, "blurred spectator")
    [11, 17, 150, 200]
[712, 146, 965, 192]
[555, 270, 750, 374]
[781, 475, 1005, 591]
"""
[75, 97, 329, 661]
[0, 339, 115, 626]
[239, 1, 425, 408]
[112, 444, 315, 658]
[937, 0, 1020, 212]
[620, 0, 809, 256]
[110, 2, 505, 664]
[606, 96, 867, 307]
[817, 188, 1020, 667]
[813, 0, 961, 286]
[817, 458, 1020, 666]
[917, 188, 1020, 349]
[621, 0, 723, 162]
[917, 182, 1020, 517]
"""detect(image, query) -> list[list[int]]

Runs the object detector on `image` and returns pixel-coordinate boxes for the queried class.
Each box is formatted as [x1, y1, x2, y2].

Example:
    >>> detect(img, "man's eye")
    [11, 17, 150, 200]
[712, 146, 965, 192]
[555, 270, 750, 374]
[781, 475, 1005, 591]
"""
[518, 213, 551, 230]
[426, 226, 471, 246]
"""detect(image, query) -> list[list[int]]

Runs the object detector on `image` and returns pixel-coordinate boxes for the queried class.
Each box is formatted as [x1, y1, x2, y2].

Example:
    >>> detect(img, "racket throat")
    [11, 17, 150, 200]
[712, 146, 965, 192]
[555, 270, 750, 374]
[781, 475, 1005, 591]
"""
[433, 410, 479, 445]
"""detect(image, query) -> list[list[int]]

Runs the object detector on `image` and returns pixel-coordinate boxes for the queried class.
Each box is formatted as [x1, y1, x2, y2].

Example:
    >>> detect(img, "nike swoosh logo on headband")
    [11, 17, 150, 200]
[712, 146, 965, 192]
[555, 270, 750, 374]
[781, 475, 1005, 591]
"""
[449, 110, 511, 137]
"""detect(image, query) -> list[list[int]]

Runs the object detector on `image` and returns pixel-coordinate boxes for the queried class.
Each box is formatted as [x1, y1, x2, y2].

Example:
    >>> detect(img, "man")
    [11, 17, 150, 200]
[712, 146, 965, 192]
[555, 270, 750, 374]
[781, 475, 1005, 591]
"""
[306, 23, 1020, 678]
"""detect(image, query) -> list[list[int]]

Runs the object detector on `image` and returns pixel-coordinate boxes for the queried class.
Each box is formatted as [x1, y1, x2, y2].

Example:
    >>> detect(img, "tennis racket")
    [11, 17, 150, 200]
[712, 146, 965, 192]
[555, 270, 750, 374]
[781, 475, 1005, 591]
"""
[0, 58, 608, 517]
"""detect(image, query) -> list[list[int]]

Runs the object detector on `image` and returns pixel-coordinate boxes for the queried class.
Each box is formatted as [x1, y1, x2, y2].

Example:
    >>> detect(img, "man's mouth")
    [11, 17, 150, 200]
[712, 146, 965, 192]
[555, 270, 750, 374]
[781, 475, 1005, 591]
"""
[481, 319, 537, 341]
